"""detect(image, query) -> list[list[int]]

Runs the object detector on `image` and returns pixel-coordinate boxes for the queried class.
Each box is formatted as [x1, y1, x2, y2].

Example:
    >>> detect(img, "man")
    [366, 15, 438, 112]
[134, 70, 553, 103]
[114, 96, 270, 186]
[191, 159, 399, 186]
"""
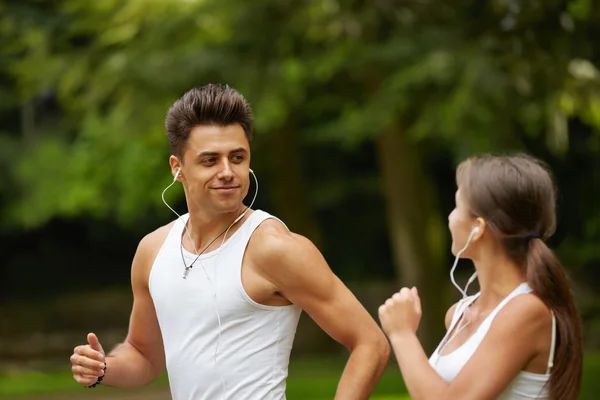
[69, 84, 390, 399]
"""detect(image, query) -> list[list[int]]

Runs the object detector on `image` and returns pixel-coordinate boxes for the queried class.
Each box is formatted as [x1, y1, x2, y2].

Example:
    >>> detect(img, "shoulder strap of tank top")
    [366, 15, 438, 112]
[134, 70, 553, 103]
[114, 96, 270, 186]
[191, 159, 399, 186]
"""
[439, 294, 480, 345]
[170, 214, 189, 242]
[547, 310, 557, 374]
[246, 210, 289, 232]
[224, 210, 289, 254]
[484, 282, 533, 323]
[429, 294, 480, 358]
[452, 294, 479, 326]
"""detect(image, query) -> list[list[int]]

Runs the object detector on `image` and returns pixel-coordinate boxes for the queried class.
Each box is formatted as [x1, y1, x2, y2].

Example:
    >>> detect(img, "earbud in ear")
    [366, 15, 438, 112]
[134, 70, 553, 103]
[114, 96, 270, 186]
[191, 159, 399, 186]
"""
[174, 168, 181, 181]
[249, 168, 254, 174]
[472, 227, 481, 234]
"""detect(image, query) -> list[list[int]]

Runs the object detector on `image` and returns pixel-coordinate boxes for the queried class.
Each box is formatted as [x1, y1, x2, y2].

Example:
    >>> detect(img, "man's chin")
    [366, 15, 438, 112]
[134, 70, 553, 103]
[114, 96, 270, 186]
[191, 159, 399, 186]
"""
[214, 200, 245, 214]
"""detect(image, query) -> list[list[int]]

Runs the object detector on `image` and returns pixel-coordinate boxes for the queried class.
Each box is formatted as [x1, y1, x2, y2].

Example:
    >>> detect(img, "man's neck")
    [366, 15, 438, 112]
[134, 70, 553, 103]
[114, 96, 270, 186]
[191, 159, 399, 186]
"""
[184, 205, 248, 254]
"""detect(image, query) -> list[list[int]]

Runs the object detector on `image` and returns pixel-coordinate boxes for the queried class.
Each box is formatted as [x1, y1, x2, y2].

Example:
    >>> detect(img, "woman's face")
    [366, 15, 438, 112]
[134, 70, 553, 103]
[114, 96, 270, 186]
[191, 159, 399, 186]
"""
[448, 188, 478, 257]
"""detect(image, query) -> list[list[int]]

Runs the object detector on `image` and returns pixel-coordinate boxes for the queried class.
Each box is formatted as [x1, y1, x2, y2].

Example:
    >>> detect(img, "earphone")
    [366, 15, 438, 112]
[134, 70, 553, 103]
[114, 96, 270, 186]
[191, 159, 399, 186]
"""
[449, 226, 481, 299]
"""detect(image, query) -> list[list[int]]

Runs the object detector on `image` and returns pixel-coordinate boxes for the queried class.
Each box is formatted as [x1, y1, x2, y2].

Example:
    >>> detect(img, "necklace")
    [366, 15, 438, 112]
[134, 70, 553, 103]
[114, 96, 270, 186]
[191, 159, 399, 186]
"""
[180, 207, 247, 279]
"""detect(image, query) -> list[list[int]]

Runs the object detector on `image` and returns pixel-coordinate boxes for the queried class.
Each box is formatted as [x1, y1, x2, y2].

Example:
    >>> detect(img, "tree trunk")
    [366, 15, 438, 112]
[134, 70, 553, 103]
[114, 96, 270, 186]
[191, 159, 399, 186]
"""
[264, 125, 323, 248]
[376, 128, 448, 353]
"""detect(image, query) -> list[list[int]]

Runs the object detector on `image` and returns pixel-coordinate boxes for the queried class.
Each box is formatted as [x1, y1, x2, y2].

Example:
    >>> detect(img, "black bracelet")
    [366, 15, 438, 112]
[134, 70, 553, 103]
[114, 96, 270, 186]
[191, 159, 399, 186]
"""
[86, 365, 107, 389]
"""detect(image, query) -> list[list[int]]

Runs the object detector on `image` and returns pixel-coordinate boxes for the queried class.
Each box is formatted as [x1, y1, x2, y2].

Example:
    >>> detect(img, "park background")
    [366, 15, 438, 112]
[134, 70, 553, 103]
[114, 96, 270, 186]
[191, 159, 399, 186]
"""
[1, 0, 599, 399]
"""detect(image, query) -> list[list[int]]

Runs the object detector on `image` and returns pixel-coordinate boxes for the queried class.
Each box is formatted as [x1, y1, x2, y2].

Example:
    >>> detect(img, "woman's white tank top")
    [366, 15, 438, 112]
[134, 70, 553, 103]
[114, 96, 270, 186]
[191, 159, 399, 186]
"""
[428, 282, 557, 399]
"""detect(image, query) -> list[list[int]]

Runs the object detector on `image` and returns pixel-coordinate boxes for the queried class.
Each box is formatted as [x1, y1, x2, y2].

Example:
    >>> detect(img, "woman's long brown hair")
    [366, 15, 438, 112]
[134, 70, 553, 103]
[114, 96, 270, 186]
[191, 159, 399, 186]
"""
[457, 153, 583, 400]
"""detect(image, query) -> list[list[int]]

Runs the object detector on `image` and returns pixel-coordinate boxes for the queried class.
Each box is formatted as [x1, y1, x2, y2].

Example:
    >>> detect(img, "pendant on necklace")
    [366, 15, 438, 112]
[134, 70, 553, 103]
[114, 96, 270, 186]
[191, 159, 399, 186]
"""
[183, 267, 191, 279]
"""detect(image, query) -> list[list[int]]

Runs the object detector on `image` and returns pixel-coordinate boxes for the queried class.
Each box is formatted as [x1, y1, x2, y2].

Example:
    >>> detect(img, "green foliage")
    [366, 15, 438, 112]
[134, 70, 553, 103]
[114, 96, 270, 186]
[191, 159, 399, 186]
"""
[1, 0, 600, 300]
[1, 0, 599, 227]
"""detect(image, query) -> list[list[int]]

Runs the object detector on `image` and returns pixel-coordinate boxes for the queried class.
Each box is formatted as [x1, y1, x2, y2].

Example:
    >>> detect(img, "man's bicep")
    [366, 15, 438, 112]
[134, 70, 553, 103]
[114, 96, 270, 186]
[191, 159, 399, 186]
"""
[126, 288, 165, 371]
[302, 277, 380, 350]
[273, 237, 380, 350]
[125, 237, 165, 372]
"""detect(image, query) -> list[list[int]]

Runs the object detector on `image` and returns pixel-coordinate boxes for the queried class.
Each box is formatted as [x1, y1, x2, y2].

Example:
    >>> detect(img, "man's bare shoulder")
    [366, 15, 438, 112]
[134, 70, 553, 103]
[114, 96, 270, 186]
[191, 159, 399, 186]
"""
[247, 218, 324, 280]
[136, 220, 177, 262]
[130, 220, 177, 288]
[142, 221, 176, 247]
[249, 219, 313, 260]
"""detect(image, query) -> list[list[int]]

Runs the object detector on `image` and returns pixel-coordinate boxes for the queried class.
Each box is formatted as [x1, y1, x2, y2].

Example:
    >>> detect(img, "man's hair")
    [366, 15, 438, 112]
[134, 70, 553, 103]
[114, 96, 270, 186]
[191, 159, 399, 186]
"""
[165, 84, 253, 159]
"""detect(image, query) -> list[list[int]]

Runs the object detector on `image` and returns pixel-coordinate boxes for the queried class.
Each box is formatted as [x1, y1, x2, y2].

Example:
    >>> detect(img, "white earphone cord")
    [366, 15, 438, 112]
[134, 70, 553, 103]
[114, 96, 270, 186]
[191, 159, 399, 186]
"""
[437, 227, 480, 363]
[161, 175, 199, 254]
[162, 168, 259, 400]
[220, 169, 259, 246]
[199, 169, 258, 400]
[450, 228, 479, 299]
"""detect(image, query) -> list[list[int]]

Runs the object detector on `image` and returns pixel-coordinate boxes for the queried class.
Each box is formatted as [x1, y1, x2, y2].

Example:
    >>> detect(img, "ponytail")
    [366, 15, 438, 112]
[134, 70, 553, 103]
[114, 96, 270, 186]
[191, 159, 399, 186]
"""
[526, 238, 583, 400]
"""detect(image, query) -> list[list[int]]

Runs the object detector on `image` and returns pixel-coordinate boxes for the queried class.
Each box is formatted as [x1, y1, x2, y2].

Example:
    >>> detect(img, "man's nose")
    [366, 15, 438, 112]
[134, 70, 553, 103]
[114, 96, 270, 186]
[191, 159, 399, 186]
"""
[217, 160, 234, 180]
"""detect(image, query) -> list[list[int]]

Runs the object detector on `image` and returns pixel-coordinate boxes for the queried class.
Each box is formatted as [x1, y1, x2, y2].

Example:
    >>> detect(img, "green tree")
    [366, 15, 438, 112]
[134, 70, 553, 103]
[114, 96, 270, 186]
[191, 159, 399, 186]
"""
[2, 0, 600, 353]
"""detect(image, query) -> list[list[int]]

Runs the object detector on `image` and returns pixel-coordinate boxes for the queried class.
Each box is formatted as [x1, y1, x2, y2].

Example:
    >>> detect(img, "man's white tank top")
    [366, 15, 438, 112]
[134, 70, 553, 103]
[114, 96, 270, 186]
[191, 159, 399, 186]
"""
[428, 282, 557, 399]
[148, 210, 302, 400]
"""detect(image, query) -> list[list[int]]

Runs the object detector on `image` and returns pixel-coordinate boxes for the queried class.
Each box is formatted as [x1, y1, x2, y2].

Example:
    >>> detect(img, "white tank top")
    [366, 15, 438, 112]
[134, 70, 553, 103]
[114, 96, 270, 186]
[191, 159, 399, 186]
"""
[148, 210, 302, 400]
[428, 282, 557, 399]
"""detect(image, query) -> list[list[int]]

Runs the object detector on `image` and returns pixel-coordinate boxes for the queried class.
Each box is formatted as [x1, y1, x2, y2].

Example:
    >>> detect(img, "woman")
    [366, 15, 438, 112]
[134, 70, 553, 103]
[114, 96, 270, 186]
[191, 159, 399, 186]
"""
[379, 154, 583, 400]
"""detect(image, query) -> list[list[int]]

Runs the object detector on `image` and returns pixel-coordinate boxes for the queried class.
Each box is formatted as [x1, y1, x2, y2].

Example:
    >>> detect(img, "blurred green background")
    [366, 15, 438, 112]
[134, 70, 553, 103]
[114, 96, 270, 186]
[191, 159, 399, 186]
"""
[1, 0, 600, 398]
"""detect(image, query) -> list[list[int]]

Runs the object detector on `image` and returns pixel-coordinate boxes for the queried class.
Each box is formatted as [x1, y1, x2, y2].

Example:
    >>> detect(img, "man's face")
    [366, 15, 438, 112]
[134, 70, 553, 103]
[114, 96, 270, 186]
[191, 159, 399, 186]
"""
[174, 124, 251, 215]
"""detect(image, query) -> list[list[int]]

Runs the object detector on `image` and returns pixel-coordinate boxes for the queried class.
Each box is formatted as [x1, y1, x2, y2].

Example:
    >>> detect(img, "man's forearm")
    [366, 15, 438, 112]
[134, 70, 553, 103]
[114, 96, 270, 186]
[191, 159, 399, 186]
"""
[100, 342, 162, 388]
[335, 341, 390, 400]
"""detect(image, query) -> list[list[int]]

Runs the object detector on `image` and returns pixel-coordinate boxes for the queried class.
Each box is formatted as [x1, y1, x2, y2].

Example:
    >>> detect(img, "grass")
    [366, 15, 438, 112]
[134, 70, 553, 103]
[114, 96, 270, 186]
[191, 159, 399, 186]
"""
[0, 356, 407, 399]
[286, 357, 407, 399]
[0, 368, 165, 398]
[2, 353, 600, 399]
